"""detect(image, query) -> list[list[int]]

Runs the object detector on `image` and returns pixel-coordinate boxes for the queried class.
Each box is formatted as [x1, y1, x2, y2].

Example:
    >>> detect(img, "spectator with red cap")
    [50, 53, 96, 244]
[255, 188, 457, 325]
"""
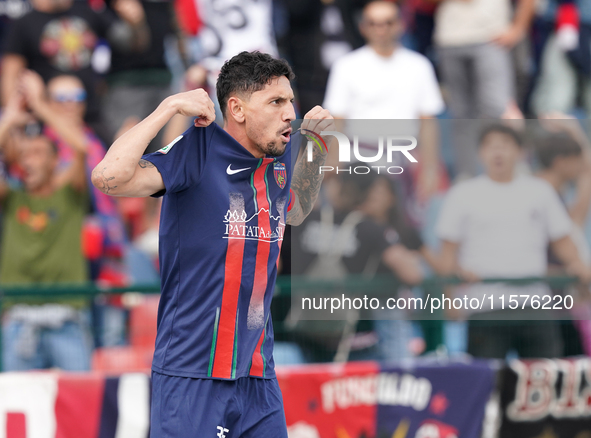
[531, 0, 591, 116]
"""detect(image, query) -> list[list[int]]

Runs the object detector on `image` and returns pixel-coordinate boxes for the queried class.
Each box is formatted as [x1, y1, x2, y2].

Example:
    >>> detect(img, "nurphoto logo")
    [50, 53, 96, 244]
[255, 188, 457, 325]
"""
[301, 129, 418, 175]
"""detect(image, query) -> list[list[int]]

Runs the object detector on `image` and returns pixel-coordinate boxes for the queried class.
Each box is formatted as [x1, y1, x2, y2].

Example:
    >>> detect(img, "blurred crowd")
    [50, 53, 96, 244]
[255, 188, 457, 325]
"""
[1, 0, 591, 371]
[287, 119, 591, 366]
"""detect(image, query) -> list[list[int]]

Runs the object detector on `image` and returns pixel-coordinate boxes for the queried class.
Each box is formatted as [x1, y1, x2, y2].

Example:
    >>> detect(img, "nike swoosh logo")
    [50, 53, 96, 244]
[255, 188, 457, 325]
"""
[226, 164, 251, 175]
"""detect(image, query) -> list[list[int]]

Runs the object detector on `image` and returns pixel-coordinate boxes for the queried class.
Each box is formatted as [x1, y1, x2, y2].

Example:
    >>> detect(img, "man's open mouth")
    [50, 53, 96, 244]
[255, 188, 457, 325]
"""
[280, 127, 292, 142]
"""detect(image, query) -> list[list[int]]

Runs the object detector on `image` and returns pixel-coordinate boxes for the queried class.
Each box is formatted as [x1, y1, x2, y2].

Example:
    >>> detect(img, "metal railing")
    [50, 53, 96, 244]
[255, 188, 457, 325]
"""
[0, 274, 582, 372]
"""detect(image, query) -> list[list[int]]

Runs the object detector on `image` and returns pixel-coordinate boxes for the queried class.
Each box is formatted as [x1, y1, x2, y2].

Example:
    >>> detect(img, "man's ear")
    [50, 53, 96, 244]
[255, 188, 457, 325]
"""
[227, 96, 245, 123]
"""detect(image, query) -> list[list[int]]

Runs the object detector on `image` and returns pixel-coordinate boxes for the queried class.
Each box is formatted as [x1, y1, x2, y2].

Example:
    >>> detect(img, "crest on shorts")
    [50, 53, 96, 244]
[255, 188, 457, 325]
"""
[273, 162, 287, 189]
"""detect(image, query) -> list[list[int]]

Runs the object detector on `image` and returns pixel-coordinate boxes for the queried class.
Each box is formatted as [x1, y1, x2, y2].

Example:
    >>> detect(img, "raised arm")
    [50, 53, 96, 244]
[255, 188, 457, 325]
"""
[0, 89, 31, 200]
[0, 88, 31, 163]
[287, 106, 335, 226]
[109, 0, 151, 53]
[91, 89, 215, 197]
[1, 54, 26, 106]
[20, 70, 89, 191]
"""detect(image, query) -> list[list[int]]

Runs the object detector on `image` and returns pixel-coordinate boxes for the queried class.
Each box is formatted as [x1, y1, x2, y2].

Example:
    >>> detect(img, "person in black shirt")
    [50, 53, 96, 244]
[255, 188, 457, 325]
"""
[361, 173, 443, 273]
[101, 0, 174, 152]
[2, 0, 150, 124]
[291, 171, 423, 362]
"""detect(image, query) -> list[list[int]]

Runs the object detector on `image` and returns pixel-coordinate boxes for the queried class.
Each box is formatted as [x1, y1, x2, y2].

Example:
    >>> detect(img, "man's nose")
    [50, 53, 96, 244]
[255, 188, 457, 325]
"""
[284, 103, 296, 122]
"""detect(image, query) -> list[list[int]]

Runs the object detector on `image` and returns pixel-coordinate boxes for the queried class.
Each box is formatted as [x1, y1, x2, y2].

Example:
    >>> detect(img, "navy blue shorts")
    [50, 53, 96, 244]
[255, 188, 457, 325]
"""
[150, 371, 288, 438]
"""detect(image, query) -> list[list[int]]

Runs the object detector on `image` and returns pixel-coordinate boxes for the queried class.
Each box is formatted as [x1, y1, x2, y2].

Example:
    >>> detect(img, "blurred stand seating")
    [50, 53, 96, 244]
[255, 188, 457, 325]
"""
[91, 294, 159, 372]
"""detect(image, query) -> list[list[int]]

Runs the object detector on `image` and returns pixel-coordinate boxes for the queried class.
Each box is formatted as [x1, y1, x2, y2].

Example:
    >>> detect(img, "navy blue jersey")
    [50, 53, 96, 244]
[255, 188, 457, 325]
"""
[143, 123, 296, 380]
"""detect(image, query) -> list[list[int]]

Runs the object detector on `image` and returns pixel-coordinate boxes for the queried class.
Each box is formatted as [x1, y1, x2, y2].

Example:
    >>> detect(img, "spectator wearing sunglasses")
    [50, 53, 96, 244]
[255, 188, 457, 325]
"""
[22, 72, 127, 285]
[325, 1, 444, 123]
[0, 78, 91, 371]
[21, 71, 130, 347]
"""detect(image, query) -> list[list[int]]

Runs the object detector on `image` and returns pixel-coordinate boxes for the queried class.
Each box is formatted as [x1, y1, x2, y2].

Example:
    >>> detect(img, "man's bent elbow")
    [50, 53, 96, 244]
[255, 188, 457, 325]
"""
[91, 164, 120, 196]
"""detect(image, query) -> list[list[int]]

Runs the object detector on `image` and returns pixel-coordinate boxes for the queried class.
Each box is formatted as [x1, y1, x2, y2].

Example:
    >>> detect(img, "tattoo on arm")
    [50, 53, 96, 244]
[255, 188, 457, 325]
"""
[139, 159, 155, 168]
[92, 166, 118, 195]
[286, 192, 304, 226]
[287, 142, 327, 225]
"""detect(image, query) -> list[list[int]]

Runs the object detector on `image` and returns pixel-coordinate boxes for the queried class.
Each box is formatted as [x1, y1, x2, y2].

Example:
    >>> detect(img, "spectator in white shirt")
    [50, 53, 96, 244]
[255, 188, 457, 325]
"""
[436, 124, 590, 359]
[323, 0, 445, 202]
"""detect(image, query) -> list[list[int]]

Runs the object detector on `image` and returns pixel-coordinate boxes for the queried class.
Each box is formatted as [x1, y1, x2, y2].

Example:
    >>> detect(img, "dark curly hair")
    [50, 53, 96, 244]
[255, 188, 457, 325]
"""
[537, 133, 582, 169]
[216, 51, 295, 119]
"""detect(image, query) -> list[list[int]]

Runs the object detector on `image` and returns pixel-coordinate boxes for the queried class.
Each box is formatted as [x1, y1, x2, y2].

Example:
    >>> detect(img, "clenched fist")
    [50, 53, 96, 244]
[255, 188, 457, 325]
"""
[168, 89, 216, 128]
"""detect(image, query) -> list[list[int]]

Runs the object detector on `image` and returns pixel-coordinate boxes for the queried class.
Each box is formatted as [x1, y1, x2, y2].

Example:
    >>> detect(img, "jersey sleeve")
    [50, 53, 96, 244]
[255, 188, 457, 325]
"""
[142, 125, 213, 196]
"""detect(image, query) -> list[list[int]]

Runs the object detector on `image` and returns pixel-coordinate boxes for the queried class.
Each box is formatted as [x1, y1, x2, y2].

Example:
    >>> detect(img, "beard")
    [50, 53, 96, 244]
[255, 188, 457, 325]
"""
[246, 122, 291, 157]
[260, 140, 287, 157]
[262, 124, 291, 156]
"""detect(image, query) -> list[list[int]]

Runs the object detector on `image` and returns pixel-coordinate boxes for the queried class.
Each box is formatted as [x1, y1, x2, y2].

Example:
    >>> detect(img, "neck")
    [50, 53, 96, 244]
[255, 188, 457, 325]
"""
[370, 42, 397, 58]
[487, 171, 514, 183]
[224, 122, 265, 158]
[28, 181, 55, 197]
[538, 170, 563, 191]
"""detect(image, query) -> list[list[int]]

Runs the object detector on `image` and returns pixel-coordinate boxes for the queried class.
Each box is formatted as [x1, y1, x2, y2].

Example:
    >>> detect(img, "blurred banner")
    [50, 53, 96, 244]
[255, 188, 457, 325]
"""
[3, 359, 591, 438]
[280, 361, 380, 438]
[0, 372, 151, 438]
[0, 360, 493, 438]
[500, 357, 591, 438]
[375, 361, 494, 438]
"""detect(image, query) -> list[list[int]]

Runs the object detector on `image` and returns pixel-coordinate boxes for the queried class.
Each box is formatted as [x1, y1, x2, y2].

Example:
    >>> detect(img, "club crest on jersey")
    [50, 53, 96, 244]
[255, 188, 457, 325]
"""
[273, 162, 287, 189]
[157, 135, 183, 154]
